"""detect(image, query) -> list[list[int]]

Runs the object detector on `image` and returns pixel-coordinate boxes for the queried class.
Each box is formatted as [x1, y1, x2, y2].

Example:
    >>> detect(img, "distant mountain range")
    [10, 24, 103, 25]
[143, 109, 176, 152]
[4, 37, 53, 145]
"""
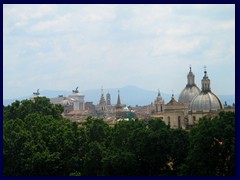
[3, 85, 235, 107]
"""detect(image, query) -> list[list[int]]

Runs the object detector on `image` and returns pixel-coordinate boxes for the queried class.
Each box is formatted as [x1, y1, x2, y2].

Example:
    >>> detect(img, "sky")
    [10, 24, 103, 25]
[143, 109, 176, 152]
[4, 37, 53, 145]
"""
[3, 4, 235, 99]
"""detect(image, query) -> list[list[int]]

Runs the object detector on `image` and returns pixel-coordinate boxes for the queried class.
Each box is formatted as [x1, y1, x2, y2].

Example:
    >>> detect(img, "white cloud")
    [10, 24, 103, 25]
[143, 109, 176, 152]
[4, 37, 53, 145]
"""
[3, 4, 235, 99]
[30, 13, 73, 32]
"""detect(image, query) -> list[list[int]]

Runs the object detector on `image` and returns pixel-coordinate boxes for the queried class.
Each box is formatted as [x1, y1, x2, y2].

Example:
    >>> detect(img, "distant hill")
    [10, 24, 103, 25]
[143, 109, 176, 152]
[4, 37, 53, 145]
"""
[83, 85, 173, 106]
[3, 85, 235, 107]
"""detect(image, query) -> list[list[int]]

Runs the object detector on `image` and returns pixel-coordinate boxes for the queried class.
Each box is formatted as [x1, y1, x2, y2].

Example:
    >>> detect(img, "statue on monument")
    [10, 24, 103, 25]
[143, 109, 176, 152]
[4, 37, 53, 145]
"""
[33, 89, 40, 96]
[72, 86, 79, 93]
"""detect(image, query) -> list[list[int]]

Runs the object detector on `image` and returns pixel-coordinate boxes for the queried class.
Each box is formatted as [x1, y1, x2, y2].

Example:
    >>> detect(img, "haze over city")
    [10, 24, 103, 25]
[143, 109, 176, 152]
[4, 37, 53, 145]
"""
[3, 4, 235, 100]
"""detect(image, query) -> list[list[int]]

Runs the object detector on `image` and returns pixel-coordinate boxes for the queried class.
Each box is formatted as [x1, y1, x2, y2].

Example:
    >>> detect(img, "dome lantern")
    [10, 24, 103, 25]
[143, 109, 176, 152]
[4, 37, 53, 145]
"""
[201, 66, 211, 93]
[187, 65, 195, 86]
[178, 66, 201, 104]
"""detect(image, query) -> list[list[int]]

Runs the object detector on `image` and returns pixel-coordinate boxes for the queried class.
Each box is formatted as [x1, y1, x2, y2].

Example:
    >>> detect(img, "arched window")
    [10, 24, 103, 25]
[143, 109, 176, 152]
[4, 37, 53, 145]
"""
[168, 116, 170, 126]
[178, 116, 181, 128]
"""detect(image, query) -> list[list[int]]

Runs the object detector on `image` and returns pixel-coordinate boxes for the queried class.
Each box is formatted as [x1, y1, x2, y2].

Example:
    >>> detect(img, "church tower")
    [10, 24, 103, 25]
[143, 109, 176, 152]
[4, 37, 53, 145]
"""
[98, 87, 107, 111]
[154, 89, 165, 114]
[116, 90, 123, 119]
[106, 92, 111, 106]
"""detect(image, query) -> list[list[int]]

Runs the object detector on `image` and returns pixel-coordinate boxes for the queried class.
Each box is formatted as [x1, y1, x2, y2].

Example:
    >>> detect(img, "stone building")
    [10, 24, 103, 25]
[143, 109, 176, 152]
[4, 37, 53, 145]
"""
[154, 89, 165, 116]
[188, 68, 224, 125]
[50, 87, 85, 115]
[98, 88, 107, 112]
[85, 102, 96, 115]
[163, 94, 188, 129]
[150, 66, 225, 129]
[69, 91, 85, 111]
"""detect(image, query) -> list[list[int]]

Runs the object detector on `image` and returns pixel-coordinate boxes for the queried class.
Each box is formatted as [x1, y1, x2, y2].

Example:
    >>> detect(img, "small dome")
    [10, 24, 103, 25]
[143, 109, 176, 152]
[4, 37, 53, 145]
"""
[190, 92, 224, 113]
[178, 85, 200, 104]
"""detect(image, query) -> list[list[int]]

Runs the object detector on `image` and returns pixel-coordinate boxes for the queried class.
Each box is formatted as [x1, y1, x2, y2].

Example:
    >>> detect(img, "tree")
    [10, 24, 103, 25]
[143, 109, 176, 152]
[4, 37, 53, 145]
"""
[3, 97, 81, 176]
[82, 141, 105, 176]
[180, 111, 235, 176]
[168, 129, 189, 175]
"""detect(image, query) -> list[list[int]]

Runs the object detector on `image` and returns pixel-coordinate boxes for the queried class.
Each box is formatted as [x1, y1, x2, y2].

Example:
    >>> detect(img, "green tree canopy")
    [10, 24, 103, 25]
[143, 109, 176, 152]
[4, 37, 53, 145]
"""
[180, 111, 235, 176]
[3, 99, 235, 176]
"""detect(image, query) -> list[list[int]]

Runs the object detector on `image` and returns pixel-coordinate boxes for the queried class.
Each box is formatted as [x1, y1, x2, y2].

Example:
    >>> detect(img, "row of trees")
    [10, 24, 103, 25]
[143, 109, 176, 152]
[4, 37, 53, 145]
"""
[3, 97, 235, 176]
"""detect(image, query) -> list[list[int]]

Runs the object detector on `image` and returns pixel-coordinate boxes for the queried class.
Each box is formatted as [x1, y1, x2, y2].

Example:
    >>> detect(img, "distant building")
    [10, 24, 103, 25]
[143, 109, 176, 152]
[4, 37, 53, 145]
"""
[115, 90, 123, 119]
[163, 94, 188, 129]
[188, 68, 224, 124]
[148, 66, 226, 129]
[85, 102, 96, 115]
[154, 89, 165, 117]
[106, 92, 111, 106]
[69, 92, 85, 111]
[50, 87, 85, 115]
[98, 88, 107, 112]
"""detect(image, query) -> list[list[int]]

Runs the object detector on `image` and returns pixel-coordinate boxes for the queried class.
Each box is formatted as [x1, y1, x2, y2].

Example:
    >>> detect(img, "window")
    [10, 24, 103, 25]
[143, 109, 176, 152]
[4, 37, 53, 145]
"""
[193, 116, 196, 121]
[178, 116, 181, 128]
[168, 116, 170, 126]
[186, 118, 189, 129]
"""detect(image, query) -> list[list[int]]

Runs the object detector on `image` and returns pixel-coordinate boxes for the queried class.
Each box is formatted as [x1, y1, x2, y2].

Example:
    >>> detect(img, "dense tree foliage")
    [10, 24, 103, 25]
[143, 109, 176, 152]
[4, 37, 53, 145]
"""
[3, 97, 235, 176]
[179, 111, 235, 176]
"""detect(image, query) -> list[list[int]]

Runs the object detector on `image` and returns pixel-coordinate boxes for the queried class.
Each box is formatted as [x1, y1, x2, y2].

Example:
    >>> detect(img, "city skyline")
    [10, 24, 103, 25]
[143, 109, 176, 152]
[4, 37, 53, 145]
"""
[3, 4, 235, 99]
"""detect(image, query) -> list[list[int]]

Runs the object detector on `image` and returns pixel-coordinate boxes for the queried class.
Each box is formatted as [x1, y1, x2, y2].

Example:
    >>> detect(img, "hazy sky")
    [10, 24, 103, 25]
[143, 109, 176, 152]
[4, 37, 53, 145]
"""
[3, 4, 235, 99]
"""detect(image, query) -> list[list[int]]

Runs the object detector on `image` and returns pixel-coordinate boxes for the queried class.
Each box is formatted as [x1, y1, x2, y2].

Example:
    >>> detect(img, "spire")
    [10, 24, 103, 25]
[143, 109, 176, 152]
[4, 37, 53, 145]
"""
[101, 86, 103, 95]
[99, 87, 106, 104]
[201, 66, 211, 93]
[116, 90, 122, 109]
[158, 88, 161, 97]
[187, 65, 195, 86]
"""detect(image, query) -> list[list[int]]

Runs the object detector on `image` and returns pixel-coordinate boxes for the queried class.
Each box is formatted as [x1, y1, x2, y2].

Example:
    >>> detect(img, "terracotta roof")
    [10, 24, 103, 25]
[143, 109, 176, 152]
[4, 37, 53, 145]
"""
[68, 110, 87, 115]
[166, 97, 182, 106]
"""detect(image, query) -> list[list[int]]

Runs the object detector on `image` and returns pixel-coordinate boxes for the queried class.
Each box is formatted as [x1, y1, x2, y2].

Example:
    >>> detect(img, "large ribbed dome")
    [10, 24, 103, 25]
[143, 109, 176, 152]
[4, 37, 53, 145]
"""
[178, 66, 200, 104]
[190, 68, 224, 113]
[179, 86, 200, 104]
[190, 92, 223, 112]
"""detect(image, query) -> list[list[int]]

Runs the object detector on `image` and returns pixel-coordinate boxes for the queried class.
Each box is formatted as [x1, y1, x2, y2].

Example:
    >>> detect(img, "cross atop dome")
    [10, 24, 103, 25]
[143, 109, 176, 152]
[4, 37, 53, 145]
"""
[204, 65, 207, 76]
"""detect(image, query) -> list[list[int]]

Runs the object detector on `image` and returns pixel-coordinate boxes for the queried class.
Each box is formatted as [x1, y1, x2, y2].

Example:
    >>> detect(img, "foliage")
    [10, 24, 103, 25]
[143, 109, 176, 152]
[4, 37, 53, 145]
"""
[179, 111, 235, 176]
[3, 98, 235, 176]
